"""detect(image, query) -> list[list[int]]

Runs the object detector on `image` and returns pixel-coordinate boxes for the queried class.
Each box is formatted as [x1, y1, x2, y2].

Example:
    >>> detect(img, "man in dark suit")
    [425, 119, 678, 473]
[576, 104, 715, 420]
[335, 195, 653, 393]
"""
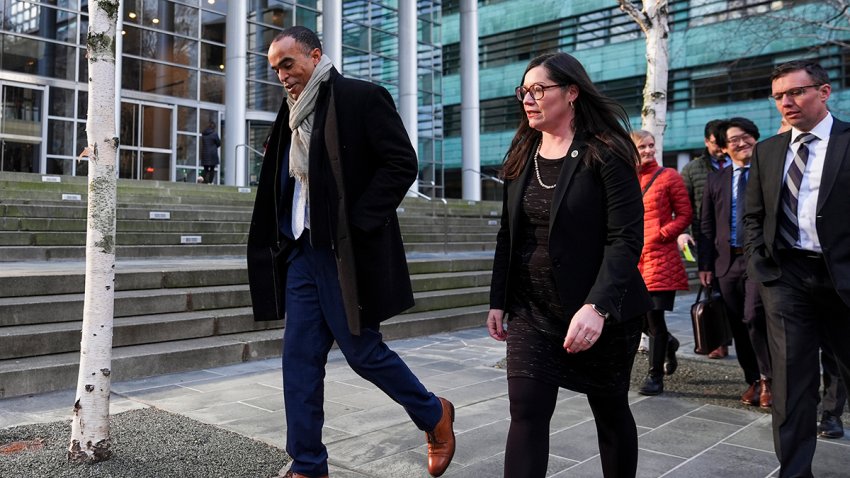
[698, 117, 772, 410]
[744, 60, 850, 477]
[247, 27, 455, 478]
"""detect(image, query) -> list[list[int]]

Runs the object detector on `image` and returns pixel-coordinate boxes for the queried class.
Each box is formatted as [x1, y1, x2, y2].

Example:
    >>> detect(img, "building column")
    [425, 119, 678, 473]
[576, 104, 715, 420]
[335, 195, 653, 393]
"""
[224, 1, 248, 186]
[322, 2, 342, 69]
[460, 0, 480, 201]
[398, 0, 419, 193]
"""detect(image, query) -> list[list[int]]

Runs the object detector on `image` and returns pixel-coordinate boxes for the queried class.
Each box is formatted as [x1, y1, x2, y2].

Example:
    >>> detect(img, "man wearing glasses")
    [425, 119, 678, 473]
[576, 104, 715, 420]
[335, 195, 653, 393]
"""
[697, 117, 771, 411]
[744, 60, 850, 477]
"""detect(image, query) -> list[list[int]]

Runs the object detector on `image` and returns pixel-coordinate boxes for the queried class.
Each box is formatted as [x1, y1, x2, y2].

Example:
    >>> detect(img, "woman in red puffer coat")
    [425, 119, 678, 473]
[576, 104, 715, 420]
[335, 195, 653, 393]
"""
[631, 130, 692, 396]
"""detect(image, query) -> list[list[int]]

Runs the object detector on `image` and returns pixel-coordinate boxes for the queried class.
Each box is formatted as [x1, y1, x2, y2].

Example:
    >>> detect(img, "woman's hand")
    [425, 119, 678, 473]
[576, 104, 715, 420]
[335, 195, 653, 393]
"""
[563, 304, 605, 353]
[487, 309, 507, 341]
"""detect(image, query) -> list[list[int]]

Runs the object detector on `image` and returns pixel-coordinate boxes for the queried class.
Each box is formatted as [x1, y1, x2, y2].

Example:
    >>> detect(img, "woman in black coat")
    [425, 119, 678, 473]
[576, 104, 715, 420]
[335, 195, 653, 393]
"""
[487, 52, 652, 478]
[200, 121, 220, 184]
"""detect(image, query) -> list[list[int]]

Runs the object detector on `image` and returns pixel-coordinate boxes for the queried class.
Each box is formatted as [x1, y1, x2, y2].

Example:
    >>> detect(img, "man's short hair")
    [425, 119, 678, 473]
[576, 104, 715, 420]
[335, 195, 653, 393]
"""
[770, 60, 829, 86]
[704, 119, 725, 142]
[722, 117, 760, 142]
[274, 26, 322, 54]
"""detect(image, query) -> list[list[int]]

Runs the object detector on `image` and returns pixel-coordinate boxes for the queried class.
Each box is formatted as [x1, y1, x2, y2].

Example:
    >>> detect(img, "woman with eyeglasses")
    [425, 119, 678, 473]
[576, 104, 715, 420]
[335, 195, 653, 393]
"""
[630, 130, 692, 397]
[487, 52, 652, 478]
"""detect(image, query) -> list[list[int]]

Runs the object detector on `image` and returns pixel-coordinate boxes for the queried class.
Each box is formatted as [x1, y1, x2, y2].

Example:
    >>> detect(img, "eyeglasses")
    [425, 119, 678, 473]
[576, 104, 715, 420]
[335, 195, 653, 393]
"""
[769, 84, 822, 102]
[515, 83, 565, 102]
[726, 133, 754, 146]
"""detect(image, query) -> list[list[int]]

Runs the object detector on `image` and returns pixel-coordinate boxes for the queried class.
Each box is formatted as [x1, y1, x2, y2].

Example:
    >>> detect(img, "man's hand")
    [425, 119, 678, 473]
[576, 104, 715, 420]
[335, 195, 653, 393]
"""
[698, 270, 713, 287]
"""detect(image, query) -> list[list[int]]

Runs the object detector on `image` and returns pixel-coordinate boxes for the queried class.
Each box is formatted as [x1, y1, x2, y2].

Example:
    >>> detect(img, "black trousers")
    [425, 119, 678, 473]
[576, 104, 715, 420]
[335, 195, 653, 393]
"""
[202, 165, 216, 184]
[504, 377, 638, 478]
[716, 254, 769, 384]
[760, 250, 850, 478]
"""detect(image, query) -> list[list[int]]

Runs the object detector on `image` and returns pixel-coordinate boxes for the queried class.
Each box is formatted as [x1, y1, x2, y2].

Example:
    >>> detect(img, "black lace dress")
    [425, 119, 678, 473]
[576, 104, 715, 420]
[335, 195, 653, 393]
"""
[505, 154, 641, 396]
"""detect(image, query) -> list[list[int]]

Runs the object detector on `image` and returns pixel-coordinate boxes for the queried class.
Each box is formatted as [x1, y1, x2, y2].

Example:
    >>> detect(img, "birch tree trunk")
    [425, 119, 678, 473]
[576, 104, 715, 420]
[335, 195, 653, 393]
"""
[68, 0, 120, 464]
[619, 0, 670, 162]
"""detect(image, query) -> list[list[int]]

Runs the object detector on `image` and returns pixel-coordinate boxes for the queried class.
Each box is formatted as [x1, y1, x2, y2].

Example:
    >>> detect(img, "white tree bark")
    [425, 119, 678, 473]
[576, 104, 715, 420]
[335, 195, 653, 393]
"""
[68, 0, 120, 464]
[619, 0, 669, 162]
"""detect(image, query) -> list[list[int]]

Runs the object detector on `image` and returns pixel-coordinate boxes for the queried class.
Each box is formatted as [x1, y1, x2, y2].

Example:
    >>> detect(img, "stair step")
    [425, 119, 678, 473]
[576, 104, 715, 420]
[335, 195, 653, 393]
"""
[0, 330, 284, 398]
[0, 307, 282, 360]
[0, 284, 253, 327]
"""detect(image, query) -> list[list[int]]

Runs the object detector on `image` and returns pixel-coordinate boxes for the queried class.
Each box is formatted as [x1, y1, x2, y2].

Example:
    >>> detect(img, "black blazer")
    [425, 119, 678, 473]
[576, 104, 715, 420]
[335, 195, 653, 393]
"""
[247, 69, 418, 330]
[698, 165, 738, 277]
[744, 117, 850, 306]
[489, 139, 651, 323]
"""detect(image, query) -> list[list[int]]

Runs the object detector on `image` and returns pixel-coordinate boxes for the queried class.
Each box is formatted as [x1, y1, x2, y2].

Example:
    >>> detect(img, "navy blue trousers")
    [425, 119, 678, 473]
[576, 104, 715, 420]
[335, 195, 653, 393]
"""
[283, 238, 442, 477]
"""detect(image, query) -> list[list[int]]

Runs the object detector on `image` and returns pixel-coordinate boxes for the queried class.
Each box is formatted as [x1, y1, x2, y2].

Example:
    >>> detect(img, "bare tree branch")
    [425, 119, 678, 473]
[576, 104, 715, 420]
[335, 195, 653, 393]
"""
[618, 0, 650, 34]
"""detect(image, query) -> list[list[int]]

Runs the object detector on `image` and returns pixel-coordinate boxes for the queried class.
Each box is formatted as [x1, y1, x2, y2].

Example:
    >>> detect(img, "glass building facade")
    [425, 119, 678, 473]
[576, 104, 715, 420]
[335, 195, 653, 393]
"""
[0, 0, 444, 194]
[440, 0, 849, 199]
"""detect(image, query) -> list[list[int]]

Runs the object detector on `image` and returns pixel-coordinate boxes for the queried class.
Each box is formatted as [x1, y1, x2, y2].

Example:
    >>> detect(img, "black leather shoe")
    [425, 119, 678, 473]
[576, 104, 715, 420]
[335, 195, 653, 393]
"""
[638, 374, 663, 396]
[818, 412, 845, 439]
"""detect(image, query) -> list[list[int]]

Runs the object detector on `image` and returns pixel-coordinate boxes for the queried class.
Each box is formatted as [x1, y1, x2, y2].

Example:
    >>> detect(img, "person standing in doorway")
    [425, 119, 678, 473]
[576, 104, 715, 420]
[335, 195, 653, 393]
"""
[200, 121, 220, 184]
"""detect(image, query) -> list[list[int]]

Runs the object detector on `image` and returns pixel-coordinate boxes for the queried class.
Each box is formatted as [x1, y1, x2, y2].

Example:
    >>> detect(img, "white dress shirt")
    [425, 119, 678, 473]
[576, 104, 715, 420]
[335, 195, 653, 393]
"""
[784, 113, 832, 252]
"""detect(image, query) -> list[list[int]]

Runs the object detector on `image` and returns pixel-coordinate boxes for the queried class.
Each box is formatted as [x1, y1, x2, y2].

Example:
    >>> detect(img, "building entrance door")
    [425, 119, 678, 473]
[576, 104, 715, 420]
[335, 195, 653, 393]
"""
[0, 83, 43, 173]
[119, 100, 174, 180]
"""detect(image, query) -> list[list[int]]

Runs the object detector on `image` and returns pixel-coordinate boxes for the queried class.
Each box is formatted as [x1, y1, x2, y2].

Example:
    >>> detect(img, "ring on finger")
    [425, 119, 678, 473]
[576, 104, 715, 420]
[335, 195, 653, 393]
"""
[584, 336, 593, 343]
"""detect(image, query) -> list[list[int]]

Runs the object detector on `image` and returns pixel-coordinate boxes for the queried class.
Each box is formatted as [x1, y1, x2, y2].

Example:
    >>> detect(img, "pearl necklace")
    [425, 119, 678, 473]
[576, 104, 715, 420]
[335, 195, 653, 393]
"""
[533, 141, 556, 189]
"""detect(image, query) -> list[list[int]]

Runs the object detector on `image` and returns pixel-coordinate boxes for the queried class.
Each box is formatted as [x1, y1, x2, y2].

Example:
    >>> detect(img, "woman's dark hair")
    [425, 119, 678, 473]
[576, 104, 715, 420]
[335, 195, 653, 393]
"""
[501, 52, 639, 179]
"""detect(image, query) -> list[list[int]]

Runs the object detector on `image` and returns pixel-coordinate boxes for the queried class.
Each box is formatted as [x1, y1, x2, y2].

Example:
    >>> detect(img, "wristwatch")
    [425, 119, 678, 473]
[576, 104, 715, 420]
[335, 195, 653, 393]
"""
[590, 304, 610, 320]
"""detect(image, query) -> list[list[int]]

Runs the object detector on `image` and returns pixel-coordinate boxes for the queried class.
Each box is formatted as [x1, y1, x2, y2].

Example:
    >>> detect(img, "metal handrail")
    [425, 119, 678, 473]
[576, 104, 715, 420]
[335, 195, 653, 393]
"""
[235, 143, 265, 185]
[406, 187, 450, 254]
[463, 168, 504, 184]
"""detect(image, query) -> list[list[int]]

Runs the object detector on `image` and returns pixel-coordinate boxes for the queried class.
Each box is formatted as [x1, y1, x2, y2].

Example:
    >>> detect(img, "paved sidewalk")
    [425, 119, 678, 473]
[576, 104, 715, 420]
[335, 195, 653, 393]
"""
[2, 294, 849, 477]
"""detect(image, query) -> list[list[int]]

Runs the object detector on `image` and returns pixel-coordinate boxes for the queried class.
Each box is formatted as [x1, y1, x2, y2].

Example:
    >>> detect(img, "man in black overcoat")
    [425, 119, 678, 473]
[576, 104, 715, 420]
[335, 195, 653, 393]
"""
[246, 27, 455, 478]
[744, 60, 850, 478]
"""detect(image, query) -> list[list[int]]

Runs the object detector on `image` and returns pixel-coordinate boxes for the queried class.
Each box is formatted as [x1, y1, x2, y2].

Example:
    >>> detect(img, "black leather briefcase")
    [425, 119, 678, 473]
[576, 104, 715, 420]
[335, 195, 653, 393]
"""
[691, 285, 732, 355]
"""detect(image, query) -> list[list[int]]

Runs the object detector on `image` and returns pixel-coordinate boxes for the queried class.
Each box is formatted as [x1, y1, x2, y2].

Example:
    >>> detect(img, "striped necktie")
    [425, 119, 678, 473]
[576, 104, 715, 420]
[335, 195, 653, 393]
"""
[777, 132, 817, 249]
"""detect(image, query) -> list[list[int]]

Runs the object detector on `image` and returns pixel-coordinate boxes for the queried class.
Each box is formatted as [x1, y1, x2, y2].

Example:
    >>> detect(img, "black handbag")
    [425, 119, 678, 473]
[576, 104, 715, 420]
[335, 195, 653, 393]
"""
[690, 285, 733, 355]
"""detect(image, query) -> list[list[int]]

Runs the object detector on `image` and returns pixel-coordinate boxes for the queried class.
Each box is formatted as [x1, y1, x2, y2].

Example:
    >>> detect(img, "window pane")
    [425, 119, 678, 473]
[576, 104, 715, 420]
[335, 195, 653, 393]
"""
[178, 106, 197, 132]
[1, 140, 39, 173]
[124, 0, 199, 37]
[142, 152, 171, 180]
[46, 157, 74, 175]
[48, 119, 75, 156]
[200, 72, 225, 103]
[202, 11, 226, 43]
[122, 57, 198, 98]
[123, 26, 198, 66]
[201, 42, 225, 71]
[1, 85, 42, 137]
[295, 7, 318, 30]
[0, 34, 76, 80]
[49, 87, 75, 118]
[247, 80, 282, 111]
[142, 105, 172, 149]
[119, 149, 140, 179]
[121, 102, 140, 147]
[176, 134, 197, 166]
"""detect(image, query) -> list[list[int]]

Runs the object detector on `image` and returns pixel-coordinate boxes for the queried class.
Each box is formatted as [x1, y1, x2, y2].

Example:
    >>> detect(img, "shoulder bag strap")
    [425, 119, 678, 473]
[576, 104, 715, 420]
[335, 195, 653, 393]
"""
[642, 167, 665, 196]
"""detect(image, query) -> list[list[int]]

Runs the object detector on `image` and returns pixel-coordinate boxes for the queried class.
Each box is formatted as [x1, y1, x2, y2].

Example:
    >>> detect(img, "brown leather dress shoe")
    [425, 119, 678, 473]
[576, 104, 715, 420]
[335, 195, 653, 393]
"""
[758, 379, 772, 409]
[740, 382, 759, 406]
[426, 397, 456, 477]
[708, 345, 728, 359]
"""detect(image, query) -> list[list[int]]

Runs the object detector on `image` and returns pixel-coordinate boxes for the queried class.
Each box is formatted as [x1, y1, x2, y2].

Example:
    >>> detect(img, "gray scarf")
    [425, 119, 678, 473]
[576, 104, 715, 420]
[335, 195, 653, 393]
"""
[287, 54, 334, 183]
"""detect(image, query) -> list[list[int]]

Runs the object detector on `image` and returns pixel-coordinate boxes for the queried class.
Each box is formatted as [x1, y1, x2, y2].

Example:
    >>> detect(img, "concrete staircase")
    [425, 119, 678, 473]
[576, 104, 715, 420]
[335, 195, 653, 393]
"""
[0, 173, 498, 398]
